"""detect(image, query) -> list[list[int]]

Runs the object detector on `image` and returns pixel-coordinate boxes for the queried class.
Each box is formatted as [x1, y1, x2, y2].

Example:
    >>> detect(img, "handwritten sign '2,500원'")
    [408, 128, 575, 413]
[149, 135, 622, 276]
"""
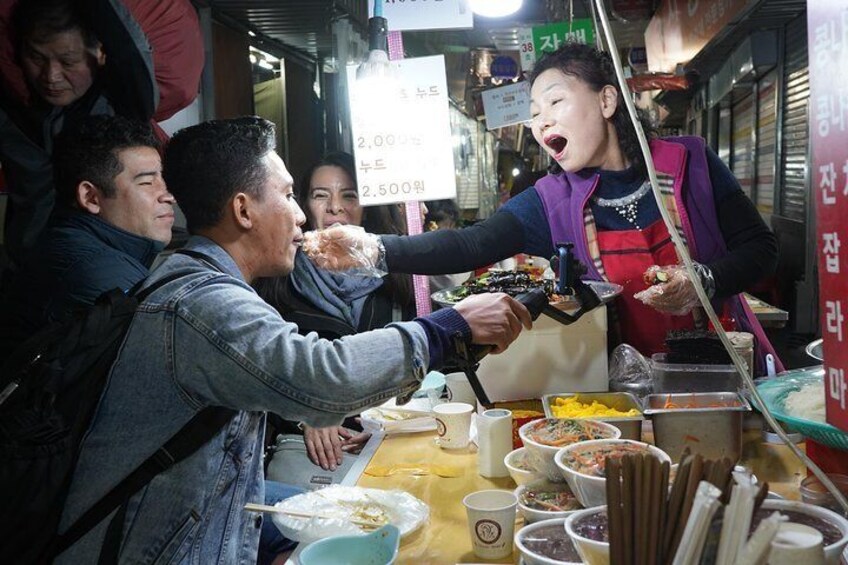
[346, 55, 457, 206]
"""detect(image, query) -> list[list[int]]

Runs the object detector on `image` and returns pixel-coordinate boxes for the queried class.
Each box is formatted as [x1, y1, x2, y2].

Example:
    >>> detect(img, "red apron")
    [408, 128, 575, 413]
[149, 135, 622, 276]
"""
[598, 219, 695, 356]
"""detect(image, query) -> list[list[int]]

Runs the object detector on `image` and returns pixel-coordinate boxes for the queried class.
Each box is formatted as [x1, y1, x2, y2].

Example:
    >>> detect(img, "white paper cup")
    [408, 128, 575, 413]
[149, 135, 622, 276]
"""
[445, 372, 477, 406]
[769, 522, 826, 565]
[462, 489, 518, 559]
[432, 402, 473, 449]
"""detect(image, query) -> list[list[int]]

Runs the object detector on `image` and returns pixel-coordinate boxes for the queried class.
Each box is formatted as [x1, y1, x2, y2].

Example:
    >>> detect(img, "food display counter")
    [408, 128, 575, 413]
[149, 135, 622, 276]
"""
[354, 425, 808, 564]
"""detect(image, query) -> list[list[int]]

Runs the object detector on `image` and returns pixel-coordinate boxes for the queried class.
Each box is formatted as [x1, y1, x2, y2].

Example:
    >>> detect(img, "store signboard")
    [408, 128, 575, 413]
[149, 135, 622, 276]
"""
[346, 55, 456, 206]
[518, 20, 596, 72]
[370, 0, 472, 32]
[808, 1, 848, 433]
[481, 81, 531, 130]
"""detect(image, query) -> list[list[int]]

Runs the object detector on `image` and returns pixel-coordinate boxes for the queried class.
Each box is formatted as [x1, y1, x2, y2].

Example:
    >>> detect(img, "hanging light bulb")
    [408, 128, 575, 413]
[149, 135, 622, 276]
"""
[470, 0, 522, 18]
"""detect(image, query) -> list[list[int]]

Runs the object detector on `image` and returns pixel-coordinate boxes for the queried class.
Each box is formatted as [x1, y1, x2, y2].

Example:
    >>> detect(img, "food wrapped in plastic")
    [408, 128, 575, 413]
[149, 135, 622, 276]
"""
[633, 264, 701, 315]
[270, 485, 429, 543]
[302, 225, 386, 277]
[608, 344, 652, 398]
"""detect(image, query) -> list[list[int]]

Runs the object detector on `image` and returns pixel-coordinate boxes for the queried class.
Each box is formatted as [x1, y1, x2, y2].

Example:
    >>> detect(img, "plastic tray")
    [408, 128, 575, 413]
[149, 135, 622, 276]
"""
[753, 366, 848, 450]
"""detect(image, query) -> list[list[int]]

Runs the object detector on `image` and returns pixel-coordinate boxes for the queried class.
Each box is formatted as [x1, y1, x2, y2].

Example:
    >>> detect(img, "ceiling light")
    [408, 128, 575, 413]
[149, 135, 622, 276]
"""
[257, 59, 274, 70]
[249, 54, 257, 64]
[248, 30, 256, 37]
[512, 167, 521, 177]
[470, 0, 522, 18]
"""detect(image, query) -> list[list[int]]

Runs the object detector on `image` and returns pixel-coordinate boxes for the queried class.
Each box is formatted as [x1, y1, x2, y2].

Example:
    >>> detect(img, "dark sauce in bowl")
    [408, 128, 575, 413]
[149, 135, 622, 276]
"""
[521, 524, 582, 562]
[750, 508, 843, 546]
[573, 510, 609, 542]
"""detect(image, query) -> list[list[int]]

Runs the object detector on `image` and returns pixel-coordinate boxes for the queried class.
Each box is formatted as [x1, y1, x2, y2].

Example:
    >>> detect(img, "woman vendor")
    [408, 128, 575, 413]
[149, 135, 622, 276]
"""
[305, 42, 781, 376]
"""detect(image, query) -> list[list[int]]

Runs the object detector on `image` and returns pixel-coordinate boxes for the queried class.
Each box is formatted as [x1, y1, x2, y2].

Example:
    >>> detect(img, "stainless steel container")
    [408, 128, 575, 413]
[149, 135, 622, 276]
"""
[643, 392, 751, 462]
[541, 392, 644, 440]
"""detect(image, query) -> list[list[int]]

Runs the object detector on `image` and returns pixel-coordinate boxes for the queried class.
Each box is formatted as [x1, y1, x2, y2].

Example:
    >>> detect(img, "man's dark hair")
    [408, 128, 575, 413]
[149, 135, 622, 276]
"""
[53, 115, 159, 207]
[530, 41, 655, 174]
[12, 0, 99, 50]
[163, 117, 277, 232]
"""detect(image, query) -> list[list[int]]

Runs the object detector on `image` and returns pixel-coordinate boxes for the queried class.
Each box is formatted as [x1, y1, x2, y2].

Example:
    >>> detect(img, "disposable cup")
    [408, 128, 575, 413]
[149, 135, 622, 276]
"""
[462, 489, 518, 559]
[432, 402, 473, 449]
[768, 522, 825, 565]
[445, 372, 477, 407]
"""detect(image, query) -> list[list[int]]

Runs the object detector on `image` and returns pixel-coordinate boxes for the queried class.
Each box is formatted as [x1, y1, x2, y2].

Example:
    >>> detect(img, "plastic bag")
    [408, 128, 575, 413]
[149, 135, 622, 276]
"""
[633, 264, 700, 316]
[270, 485, 429, 543]
[302, 224, 386, 278]
[608, 344, 652, 398]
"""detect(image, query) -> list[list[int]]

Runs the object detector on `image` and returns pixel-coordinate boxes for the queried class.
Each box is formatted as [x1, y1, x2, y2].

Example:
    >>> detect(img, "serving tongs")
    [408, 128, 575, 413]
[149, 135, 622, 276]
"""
[442, 242, 606, 409]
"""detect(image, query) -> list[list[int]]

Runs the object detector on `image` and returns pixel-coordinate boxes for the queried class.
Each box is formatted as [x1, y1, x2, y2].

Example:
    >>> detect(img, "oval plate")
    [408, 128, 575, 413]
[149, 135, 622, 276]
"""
[431, 280, 623, 312]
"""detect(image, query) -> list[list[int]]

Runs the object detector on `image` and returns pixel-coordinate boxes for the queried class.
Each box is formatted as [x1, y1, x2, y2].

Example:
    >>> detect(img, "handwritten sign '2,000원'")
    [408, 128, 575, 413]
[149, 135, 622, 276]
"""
[346, 55, 457, 206]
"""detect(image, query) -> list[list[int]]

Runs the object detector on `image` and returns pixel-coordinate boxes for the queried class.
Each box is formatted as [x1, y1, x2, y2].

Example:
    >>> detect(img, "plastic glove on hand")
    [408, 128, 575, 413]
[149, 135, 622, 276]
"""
[302, 225, 384, 276]
[633, 264, 701, 316]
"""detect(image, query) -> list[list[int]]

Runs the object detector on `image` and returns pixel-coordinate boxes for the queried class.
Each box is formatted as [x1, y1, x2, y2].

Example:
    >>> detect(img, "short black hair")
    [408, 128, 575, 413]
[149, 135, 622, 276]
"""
[53, 115, 159, 206]
[163, 116, 277, 232]
[530, 41, 654, 174]
[12, 0, 99, 50]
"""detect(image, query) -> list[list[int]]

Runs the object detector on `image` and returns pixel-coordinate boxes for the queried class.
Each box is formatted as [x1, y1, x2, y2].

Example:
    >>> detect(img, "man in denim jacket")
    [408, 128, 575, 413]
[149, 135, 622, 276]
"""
[55, 117, 531, 563]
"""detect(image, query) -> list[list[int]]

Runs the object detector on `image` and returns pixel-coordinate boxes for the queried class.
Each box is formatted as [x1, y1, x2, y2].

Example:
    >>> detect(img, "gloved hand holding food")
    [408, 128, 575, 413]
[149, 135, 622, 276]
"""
[302, 224, 385, 276]
[633, 264, 704, 316]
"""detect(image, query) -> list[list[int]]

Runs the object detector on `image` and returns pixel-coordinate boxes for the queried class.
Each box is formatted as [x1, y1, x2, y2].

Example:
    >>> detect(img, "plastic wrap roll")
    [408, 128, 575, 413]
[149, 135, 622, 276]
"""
[477, 409, 513, 478]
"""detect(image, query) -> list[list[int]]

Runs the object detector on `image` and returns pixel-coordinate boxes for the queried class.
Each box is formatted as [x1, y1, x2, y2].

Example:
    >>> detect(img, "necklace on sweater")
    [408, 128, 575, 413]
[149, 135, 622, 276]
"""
[591, 180, 652, 229]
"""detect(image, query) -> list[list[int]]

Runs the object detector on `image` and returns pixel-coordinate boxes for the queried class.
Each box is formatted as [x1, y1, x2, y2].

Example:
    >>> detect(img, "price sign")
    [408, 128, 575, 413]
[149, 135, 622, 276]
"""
[808, 1, 848, 433]
[481, 81, 531, 130]
[370, 0, 472, 32]
[347, 55, 456, 206]
[518, 27, 535, 72]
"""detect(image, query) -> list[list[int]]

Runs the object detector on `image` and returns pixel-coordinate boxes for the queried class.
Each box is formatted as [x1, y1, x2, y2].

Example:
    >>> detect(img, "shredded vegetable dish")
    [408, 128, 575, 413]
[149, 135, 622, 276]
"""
[519, 484, 581, 512]
[551, 396, 641, 418]
[526, 419, 616, 447]
[562, 442, 653, 477]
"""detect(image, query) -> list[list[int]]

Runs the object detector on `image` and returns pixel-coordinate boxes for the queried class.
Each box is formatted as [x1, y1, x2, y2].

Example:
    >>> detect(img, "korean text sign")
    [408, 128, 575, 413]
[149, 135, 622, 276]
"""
[808, 2, 848, 432]
[481, 82, 531, 130]
[347, 55, 457, 206]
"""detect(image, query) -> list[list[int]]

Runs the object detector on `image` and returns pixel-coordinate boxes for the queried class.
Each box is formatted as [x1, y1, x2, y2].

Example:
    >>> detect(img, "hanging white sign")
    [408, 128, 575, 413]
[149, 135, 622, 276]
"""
[481, 81, 531, 130]
[347, 55, 457, 206]
[370, 0, 473, 32]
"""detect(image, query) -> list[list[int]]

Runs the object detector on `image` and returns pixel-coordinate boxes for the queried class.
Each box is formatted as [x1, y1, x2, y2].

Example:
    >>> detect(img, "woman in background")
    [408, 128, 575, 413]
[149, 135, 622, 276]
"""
[254, 152, 414, 471]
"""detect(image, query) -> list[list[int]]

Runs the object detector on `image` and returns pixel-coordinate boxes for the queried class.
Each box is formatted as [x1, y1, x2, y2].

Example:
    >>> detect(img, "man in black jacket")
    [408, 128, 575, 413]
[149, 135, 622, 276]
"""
[0, 114, 173, 362]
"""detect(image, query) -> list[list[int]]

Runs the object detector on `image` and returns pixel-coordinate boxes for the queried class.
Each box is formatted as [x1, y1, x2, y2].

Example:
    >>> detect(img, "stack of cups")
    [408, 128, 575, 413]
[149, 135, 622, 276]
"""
[444, 372, 477, 407]
[477, 409, 513, 478]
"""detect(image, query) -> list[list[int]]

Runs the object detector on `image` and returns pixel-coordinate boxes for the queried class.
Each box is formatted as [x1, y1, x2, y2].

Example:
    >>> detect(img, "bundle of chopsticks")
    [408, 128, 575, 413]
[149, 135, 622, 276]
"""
[606, 450, 769, 565]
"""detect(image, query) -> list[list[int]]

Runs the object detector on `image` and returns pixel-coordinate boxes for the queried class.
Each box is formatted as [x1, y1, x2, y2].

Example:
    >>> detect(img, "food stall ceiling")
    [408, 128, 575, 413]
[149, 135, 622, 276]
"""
[199, 0, 650, 63]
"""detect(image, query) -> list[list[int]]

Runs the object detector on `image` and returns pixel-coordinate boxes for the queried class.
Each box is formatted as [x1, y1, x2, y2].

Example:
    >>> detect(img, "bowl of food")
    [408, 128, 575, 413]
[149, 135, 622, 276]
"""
[519, 419, 620, 482]
[516, 479, 584, 524]
[564, 506, 609, 565]
[554, 439, 671, 508]
[752, 500, 848, 564]
[504, 447, 542, 486]
[514, 517, 583, 565]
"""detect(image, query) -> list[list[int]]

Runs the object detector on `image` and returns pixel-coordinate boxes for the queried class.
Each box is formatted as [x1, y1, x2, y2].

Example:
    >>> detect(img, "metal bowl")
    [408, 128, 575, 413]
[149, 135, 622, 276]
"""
[431, 280, 623, 311]
[806, 338, 823, 361]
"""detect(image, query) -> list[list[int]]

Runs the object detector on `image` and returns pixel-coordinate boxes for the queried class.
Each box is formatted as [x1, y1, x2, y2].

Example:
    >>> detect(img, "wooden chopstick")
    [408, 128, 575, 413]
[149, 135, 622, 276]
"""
[607, 458, 624, 565]
[243, 503, 381, 528]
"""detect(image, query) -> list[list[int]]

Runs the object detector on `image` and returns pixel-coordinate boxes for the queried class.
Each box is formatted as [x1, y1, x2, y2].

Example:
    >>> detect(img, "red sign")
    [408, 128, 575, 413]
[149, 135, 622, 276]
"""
[808, 2, 848, 433]
[645, 0, 747, 72]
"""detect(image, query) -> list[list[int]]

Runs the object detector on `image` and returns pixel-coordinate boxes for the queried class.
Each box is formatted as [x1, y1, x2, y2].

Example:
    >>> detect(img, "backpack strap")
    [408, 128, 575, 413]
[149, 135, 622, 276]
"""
[51, 407, 236, 558]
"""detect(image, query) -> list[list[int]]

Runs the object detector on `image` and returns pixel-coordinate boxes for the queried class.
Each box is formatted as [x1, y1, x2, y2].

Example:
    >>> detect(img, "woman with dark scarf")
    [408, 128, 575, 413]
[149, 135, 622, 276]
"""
[254, 151, 414, 471]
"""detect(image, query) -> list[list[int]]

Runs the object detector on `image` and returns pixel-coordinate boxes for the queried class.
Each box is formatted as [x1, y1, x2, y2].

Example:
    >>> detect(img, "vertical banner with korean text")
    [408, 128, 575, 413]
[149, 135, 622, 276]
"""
[808, 2, 848, 433]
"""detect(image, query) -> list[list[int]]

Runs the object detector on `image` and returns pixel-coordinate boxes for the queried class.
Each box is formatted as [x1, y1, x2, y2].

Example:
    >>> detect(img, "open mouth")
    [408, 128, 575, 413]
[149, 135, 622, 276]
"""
[544, 134, 567, 157]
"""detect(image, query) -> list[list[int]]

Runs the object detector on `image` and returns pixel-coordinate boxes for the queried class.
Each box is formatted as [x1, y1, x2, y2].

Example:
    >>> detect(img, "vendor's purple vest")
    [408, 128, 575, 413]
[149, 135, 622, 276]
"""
[534, 136, 783, 376]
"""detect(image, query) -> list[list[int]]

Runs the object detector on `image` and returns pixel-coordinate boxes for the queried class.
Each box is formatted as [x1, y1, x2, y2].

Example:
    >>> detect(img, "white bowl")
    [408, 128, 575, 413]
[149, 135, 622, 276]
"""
[519, 419, 620, 482]
[758, 499, 848, 564]
[554, 439, 671, 508]
[505, 447, 543, 486]
[514, 517, 583, 565]
[515, 479, 584, 524]
[564, 507, 609, 565]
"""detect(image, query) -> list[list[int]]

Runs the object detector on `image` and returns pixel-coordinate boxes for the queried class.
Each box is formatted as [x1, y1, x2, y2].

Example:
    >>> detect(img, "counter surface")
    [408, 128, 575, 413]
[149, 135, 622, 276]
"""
[356, 428, 807, 564]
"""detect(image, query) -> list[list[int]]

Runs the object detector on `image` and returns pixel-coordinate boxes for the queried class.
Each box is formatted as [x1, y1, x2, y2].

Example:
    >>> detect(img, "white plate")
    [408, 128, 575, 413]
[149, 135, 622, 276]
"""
[271, 485, 429, 544]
